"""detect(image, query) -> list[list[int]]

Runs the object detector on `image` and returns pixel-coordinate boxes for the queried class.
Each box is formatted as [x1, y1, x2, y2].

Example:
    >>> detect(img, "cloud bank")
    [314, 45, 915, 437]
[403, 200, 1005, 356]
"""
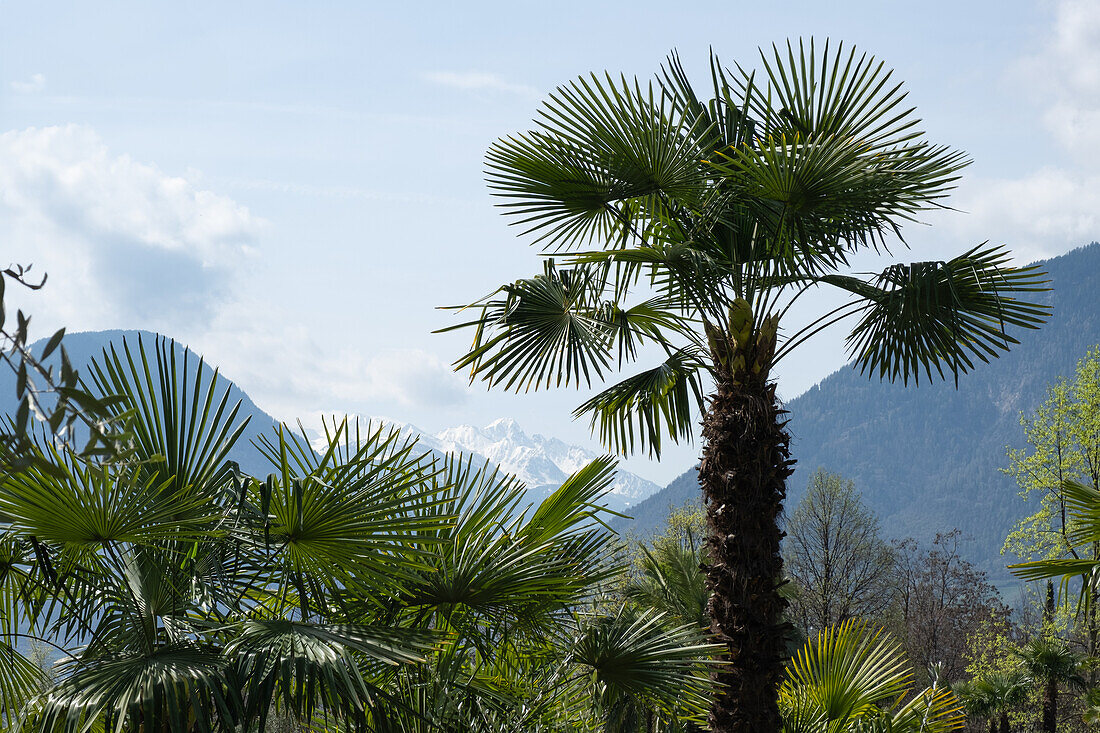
[10, 73, 45, 94]
[0, 124, 263, 328]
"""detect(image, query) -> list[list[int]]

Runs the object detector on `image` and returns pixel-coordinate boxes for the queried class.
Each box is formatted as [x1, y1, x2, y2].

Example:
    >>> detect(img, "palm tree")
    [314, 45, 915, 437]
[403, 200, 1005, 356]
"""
[625, 527, 708, 632]
[1015, 636, 1085, 733]
[952, 679, 998, 733]
[444, 40, 1049, 731]
[968, 672, 1029, 733]
[779, 620, 964, 732]
[0, 335, 721, 731]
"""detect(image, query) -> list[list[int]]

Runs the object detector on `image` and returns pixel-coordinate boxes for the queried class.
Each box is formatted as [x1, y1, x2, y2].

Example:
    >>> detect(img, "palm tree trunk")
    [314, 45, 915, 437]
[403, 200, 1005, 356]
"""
[1043, 674, 1057, 733]
[699, 367, 793, 732]
[999, 711, 1010, 733]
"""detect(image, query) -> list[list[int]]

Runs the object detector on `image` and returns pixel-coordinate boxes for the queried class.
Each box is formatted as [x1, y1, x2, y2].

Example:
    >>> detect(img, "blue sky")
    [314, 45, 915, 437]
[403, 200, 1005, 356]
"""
[2, 0, 1098, 484]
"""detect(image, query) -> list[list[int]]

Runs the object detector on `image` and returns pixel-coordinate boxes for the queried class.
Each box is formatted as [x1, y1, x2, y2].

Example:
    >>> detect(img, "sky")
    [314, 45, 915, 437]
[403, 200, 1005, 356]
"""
[1, 0, 1098, 485]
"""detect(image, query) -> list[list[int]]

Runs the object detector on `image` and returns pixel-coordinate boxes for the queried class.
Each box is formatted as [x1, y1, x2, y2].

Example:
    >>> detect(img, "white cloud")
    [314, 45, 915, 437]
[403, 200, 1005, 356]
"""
[0, 123, 466, 426]
[1020, 0, 1100, 165]
[193, 312, 470, 424]
[10, 73, 45, 94]
[286, 346, 469, 410]
[422, 71, 540, 99]
[946, 169, 1100, 262]
[946, 1, 1100, 261]
[0, 124, 264, 329]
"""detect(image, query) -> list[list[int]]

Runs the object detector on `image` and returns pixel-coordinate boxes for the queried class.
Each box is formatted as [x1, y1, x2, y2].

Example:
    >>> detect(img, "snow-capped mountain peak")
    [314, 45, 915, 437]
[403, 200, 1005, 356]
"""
[324, 417, 662, 511]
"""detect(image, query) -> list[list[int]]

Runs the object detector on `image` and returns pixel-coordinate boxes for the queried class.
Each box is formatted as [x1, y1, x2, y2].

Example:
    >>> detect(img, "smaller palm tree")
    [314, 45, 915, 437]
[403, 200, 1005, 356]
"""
[1015, 636, 1085, 733]
[779, 620, 965, 732]
[955, 672, 1028, 733]
[624, 528, 708, 632]
[952, 678, 997, 733]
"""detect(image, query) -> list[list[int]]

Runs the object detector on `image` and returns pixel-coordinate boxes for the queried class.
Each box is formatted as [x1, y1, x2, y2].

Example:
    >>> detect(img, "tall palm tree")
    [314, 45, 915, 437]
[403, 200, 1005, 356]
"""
[1015, 637, 1085, 733]
[444, 40, 1049, 731]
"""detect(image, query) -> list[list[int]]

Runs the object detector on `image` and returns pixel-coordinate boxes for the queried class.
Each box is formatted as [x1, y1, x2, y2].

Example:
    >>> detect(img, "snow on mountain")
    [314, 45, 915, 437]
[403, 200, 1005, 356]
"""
[329, 417, 662, 510]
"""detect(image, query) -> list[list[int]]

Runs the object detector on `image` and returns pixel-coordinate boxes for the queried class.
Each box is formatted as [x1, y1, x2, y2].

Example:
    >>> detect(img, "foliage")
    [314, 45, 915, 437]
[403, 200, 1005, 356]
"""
[1004, 346, 1100, 564]
[779, 620, 965, 732]
[0, 335, 721, 732]
[0, 265, 130, 471]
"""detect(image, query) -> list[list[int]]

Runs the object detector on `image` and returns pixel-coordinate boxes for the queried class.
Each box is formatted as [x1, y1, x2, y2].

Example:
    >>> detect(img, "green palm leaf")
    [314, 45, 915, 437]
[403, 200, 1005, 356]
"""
[569, 606, 720, 724]
[832, 244, 1050, 385]
[82, 335, 248, 493]
[573, 347, 703, 457]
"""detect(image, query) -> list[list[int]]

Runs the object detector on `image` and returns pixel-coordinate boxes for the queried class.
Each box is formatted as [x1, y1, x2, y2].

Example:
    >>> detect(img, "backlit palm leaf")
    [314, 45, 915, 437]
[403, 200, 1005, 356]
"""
[569, 607, 720, 725]
[780, 620, 964, 732]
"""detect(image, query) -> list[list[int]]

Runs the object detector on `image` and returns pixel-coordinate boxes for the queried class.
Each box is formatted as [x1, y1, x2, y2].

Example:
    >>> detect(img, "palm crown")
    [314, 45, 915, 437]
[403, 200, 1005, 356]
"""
[446, 40, 1048, 458]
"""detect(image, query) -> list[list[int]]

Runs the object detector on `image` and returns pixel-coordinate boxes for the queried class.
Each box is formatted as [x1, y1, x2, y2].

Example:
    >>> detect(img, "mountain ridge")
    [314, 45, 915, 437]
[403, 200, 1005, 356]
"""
[341, 416, 660, 510]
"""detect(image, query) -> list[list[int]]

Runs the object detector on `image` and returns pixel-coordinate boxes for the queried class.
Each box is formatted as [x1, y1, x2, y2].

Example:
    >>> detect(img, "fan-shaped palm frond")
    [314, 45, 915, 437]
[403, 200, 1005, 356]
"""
[82, 335, 248, 494]
[569, 606, 720, 727]
[827, 245, 1049, 385]
[780, 620, 964, 733]
[574, 346, 705, 458]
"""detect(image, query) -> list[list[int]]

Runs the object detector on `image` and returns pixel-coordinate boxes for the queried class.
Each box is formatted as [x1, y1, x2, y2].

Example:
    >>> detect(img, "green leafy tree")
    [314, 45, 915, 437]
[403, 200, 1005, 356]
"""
[625, 503, 708, 632]
[1005, 347, 1100, 665]
[445, 41, 1048, 731]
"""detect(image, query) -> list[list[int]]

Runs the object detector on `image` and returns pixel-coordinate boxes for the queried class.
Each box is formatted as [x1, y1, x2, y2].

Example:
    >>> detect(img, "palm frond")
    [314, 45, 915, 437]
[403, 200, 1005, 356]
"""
[569, 607, 721, 724]
[832, 244, 1050, 385]
[444, 261, 620, 392]
[780, 620, 964, 732]
[486, 70, 711, 250]
[573, 347, 704, 458]
[82, 335, 248, 492]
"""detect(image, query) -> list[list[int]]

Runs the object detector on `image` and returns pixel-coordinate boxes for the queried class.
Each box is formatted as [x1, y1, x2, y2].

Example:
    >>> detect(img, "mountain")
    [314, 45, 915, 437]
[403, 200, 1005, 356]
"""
[0, 330, 283, 475]
[2, 330, 661, 510]
[614, 242, 1100, 582]
[346, 417, 661, 510]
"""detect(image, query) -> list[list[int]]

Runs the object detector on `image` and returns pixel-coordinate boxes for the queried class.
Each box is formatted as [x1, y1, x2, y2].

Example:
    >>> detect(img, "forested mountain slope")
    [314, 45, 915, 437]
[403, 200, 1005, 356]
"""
[616, 242, 1100, 580]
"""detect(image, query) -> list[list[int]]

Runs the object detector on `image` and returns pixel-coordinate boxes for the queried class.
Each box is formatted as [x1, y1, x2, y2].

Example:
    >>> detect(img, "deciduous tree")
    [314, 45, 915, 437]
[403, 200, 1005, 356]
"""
[783, 469, 895, 634]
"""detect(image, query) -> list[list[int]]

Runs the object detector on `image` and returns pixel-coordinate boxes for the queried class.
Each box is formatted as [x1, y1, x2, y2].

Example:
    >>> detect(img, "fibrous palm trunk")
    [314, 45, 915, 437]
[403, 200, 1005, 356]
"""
[1042, 675, 1057, 733]
[699, 325, 792, 733]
